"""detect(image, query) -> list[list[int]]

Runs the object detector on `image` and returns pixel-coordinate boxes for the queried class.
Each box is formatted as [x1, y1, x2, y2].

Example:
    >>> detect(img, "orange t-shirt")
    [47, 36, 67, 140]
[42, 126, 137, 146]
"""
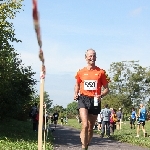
[75, 66, 109, 97]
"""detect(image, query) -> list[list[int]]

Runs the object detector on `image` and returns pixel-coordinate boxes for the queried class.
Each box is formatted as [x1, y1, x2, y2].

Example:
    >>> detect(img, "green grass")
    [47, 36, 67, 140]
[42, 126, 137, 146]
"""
[58, 119, 81, 130]
[113, 121, 150, 148]
[62, 119, 150, 148]
[0, 119, 54, 150]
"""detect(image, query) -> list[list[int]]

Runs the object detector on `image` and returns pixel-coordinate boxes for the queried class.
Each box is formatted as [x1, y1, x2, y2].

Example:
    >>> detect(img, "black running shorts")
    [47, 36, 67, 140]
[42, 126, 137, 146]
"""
[137, 120, 145, 126]
[53, 118, 58, 121]
[78, 94, 101, 115]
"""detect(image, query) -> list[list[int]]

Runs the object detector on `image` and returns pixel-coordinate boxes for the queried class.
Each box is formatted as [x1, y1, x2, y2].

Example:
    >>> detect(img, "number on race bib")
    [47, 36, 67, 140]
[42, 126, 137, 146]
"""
[84, 80, 97, 90]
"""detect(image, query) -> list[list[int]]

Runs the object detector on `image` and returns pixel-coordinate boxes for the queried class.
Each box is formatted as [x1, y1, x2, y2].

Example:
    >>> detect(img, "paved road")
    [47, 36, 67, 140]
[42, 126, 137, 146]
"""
[52, 125, 149, 150]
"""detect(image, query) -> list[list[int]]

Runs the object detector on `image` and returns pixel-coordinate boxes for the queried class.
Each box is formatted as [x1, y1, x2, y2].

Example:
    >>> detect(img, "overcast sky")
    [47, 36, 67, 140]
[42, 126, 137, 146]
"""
[12, 0, 150, 107]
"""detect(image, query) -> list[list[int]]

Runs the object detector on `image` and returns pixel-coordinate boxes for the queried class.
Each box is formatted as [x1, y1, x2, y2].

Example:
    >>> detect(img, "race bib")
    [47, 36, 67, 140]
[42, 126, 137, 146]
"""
[84, 80, 97, 90]
[55, 115, 57, 117]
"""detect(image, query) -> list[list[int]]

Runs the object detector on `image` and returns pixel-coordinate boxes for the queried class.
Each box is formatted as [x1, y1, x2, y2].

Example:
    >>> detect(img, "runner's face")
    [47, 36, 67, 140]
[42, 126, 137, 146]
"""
[86, 50, 96, 65]
[140, 104, 143, 108]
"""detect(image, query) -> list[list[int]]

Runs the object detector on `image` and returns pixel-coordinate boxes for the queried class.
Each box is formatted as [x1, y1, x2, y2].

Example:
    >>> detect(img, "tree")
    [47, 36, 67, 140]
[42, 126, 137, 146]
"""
[66, 101, 78, 118]
[31, 91, 53, 113]
[50, 105, 64, 114]
[44, 91, 53, 111]
[108, 61, 150, 114]
[0, 0, 37, 120]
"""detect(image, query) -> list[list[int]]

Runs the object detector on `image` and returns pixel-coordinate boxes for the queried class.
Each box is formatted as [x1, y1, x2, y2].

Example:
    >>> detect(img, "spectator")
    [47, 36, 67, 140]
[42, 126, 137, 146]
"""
[130, 108, 136, 129]
[116, 108, 123, 130]
[110, 109, 117, 135]
[97, 112, 102, 131]
[101, 104, 111, 138]
[29, 103, 38, 131]
[136, 104, 147, 137]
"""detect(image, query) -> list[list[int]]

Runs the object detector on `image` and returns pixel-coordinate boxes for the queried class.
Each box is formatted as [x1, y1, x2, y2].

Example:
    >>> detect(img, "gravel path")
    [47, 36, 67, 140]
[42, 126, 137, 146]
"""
[52, 124, 149, 150]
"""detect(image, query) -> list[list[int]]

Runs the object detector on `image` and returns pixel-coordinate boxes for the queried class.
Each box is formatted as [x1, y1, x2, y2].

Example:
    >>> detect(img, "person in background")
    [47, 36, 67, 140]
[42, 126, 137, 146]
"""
[97, 112, 102, 131]
[64, 116, 68, 124]
[110, 109, 117, 135]
[34, 110, 39, 131]
[29, 103, 38, 131]
[76, 109, 82, 123]
[60, 116, 64, 125]
[110, 108, 113, 113]
[101, 104, 111, 138]
[130, 108, 136, 129]
[136, 104, 147, 137]
[53, 111, 59, 128]
[116, 108, 123, 130]
[93, 120, 98, 130]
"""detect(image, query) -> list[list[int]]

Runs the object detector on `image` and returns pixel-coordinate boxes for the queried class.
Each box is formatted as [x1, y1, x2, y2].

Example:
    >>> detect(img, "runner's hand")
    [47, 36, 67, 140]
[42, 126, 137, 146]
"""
[96, 95, 102, 101]
[74, 94, 79, 101]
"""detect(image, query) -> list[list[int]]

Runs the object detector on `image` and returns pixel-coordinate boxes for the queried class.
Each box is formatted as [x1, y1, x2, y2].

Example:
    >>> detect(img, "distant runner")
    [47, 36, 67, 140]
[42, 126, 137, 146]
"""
[60, 117, 64, 125]
[64, 116, 68, 124]
[136, 104, 147, 137]
[53, 111, 59, 128]
[130, 108, 136, 129]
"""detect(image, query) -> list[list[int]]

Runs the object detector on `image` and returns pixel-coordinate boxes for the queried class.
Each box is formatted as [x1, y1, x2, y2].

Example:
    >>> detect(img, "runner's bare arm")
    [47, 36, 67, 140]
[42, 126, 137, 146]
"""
[101, 84, 109, 97]
[74, 81, 80, 100]
[74, 82, 80, 94]
[138, 109, 140, 117]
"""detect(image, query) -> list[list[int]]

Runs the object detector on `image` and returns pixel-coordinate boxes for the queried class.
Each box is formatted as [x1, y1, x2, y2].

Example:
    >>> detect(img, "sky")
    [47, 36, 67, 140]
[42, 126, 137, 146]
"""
[12, 0, 150, 108]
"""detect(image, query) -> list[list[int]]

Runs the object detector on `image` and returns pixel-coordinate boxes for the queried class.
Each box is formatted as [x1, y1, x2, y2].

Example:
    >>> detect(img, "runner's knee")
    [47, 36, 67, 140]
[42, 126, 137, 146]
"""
[82, 122, 88, 129]
[88, 121, 95, 130]
[88, 128, 93, 133]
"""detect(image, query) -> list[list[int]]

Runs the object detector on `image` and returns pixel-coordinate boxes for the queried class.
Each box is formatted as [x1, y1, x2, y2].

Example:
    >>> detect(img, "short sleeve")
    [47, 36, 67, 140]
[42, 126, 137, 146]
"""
[75, 70, 82, 83]
[100, 70, 109, 86]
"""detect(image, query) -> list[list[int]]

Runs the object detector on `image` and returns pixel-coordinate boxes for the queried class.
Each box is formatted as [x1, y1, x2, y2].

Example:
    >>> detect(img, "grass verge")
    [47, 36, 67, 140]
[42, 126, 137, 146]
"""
[0, 119, 54, 150]
[112, 121, 150, 148]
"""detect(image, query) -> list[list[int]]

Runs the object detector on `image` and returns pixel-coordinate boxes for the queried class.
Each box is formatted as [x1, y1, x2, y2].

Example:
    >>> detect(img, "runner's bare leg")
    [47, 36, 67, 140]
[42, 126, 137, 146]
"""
[79, 108, 88, 149]
[87, 114, 97, 144]
[142, 125, 145, 136]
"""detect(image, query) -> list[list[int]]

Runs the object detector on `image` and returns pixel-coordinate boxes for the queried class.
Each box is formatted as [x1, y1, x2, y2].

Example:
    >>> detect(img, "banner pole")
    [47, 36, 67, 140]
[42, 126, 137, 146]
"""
[38, 72, 44, 150]
[43, 103, 46, 150]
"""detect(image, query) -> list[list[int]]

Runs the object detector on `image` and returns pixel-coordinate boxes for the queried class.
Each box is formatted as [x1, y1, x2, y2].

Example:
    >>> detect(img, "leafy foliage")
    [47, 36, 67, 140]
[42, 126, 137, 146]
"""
[103, 61, 150, 113]
[48, 101, 78, 119]
[66, 101, 78, 118]
[0, 0, 37, 120]
[50, 105, 64, 113]
[32, 91, 53, 113]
